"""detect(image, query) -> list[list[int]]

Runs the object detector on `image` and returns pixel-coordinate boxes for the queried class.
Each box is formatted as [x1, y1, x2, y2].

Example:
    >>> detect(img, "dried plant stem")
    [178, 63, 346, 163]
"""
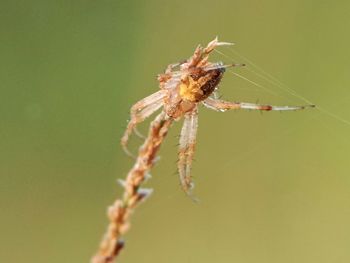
[92, 111, 173, 263]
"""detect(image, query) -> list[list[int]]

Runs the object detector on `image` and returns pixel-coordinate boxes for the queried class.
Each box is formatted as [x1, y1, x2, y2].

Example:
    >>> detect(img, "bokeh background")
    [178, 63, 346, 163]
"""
[1, 1, 350, 262]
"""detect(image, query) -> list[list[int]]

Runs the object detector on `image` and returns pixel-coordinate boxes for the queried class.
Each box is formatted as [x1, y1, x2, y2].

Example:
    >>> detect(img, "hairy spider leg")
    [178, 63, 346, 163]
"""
[178, 107, 198, 196]
[187, 37, 234, 68]
[121, 90, 166, 157]
[165, 62, 184, 73]
[203, 37, 234, 54]
[203, 97, 315, 112]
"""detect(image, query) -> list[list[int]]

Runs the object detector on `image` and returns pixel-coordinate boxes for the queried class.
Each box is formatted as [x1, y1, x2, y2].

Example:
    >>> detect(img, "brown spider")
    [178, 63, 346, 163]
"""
[121, 37, 314, 196]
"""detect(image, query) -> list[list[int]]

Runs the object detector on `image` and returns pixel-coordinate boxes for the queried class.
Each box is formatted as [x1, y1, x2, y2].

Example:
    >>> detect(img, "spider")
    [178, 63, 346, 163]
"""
[121, 37, 314, 196]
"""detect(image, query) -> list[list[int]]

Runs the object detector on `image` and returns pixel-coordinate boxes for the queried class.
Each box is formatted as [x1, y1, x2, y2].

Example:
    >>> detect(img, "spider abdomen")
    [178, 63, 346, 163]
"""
[179, 68, 224, 102]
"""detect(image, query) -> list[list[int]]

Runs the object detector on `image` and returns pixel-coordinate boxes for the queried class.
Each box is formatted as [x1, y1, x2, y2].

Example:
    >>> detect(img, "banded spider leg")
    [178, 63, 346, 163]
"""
[178, 107, 198, 198]
[121, 90, 166, 157]
[203, 97, 315, 112]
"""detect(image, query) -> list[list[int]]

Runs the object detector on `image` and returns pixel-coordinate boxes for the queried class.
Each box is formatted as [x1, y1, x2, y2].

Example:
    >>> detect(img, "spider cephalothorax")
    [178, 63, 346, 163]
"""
[121, 37, 314, 196]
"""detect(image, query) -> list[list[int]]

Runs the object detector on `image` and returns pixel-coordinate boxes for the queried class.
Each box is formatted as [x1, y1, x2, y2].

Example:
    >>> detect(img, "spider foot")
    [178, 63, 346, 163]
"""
[121, 140, 136, 159]
[133, 127, 145, 139]
[180, 181, 200, 203]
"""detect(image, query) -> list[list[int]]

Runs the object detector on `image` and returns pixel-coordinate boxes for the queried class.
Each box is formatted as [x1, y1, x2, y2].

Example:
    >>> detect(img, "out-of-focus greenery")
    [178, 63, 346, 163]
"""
[1, 1, 350, 262]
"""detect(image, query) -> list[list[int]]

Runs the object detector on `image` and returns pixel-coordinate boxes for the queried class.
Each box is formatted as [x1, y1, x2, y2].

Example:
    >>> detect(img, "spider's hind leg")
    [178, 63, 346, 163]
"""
[121, 90, 165, 157]
[203, 97, 315, 112]
[177, 107, 198, 198]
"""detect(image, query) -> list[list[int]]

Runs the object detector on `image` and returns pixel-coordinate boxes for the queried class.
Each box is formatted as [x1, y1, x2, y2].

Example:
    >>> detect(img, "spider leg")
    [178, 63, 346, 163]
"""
[204, 37, 234, 54]
[178, 107, 198, 197]
[133, 127, 145, 139]
[203, 97, 315, 112]
[188, 37, 234, 68]
[203, 63, 245, 71]
[165, 61, 185, 73]
[121, 90, 166, 157]
[157, 62, 185, 88]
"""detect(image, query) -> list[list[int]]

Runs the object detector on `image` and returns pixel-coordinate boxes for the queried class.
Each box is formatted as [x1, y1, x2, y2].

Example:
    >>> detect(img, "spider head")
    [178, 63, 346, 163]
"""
[179, 67, 225, 103]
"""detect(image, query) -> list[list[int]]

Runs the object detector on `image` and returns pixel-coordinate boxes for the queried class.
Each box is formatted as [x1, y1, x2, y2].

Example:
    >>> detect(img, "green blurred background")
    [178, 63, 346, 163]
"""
[1, 0, 350, 262]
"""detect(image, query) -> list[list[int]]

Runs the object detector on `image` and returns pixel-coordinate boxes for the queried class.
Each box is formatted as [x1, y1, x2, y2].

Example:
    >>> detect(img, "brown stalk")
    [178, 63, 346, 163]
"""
[91, 111, 172, 263]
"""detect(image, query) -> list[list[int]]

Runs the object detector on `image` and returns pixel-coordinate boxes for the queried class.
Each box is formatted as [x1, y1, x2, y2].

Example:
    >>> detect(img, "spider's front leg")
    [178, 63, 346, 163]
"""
[121, 90, 166, 157]
[178, 107, 198, 197]
[165, 61, 185, 74]
[203, 37, 234, 54]
[187, 37, 233, 68]
[203, 97, 315, 112]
